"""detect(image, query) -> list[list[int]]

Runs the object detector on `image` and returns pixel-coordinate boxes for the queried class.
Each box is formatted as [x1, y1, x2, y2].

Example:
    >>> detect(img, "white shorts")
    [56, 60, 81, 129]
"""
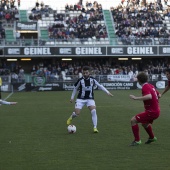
[75, 99, 96, 109]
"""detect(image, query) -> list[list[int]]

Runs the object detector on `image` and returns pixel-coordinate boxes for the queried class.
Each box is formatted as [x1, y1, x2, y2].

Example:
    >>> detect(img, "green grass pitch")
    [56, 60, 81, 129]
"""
[0, 90, 170, 170]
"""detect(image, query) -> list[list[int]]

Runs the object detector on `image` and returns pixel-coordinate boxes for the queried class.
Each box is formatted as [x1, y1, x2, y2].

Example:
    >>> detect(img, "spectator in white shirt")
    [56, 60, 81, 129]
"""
[16, 31, 20, 39]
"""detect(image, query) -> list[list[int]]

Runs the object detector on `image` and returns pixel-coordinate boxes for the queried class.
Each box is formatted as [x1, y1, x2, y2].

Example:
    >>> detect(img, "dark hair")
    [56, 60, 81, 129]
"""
[137, 72, 148, 84]
[82, 66, 91, 71]
[165, 68, 170, 73]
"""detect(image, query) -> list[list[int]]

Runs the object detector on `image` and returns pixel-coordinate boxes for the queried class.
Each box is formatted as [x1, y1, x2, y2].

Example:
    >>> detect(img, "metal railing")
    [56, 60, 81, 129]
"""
[0, 38, 110, 46]
[1, 37, 169, 46]
[0, 74, 168, 84]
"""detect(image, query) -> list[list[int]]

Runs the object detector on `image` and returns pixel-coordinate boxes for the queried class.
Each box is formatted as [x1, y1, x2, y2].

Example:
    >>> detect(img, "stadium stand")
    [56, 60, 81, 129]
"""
[26, 0, 110, 45]
[111, 0, 170, 45]
[0, 0, 20, 44]
[0, 0, 166, 46]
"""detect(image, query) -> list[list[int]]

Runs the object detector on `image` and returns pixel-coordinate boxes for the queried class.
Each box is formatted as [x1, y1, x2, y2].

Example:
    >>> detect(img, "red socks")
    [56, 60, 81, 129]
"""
[144, 125, 154, 139]
[132, 124, 140, 141]
[132, 124, 155, 141]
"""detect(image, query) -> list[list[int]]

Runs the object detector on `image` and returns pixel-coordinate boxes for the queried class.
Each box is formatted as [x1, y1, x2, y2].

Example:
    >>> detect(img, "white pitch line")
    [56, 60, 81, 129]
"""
[4, 85, 14, 100]
[4, 92, 14, 100]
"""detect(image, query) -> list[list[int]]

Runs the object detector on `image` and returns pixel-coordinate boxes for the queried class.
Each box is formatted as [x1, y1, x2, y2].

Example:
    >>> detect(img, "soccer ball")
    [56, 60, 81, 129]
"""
[67, 125, 76, 134]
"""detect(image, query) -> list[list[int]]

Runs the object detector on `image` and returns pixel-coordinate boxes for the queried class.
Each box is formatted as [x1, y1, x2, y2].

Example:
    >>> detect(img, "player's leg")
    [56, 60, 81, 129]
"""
[130, 116, 141, 146]
[0, 86, 1, 99]
[10, 102, 17, 105]
[66, 108, 81, 125]
[67, 99, 84, 125]
[87, 100, 98, 133]
[142, 123, 157, 144]
[0, 100, 17, 105]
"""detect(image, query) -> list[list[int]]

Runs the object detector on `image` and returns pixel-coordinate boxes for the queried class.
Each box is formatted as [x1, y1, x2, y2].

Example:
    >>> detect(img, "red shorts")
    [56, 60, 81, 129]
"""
[135, 111, 160, 124]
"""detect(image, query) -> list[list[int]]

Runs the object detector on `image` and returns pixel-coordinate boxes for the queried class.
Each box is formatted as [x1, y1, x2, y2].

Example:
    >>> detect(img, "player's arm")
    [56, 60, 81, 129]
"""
[156, 89, 161, 98]
[70, 87, 78, 103]
[94, 80, 113, 96]
[70, 80, 80, 103]
[161, 85, 170, 96]
[129, 94, 152, 101]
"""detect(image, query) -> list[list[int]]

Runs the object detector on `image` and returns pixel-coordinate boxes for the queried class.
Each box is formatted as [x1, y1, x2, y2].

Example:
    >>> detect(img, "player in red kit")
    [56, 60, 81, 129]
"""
[161, 69, 170, 96]
[129, 72, 161, 146]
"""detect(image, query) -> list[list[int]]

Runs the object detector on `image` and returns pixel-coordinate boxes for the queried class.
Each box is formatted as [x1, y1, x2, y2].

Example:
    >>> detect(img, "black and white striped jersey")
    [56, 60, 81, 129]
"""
[71, 76, 109, 100]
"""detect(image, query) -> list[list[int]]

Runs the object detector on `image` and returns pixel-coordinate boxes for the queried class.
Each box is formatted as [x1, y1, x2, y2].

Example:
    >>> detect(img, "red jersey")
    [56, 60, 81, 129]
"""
[168, 80, 170, 86]
[142, 83, 160, 113]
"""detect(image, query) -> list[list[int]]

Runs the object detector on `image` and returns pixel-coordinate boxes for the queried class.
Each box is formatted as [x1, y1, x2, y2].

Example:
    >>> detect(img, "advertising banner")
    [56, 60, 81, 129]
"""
[107, 75, 131, 82]
[62, 82, 75, 90]
[159, 46, 170, 55]
[16, 22, 37, 31]
[1, 83, 11, 92]
[4, 47, 21, 55]
[4, 47, 56, 56]
[57, 47, 107, 56]
[137, 81, 166, 89]
[24, 82, 137, 91]
[23, 47, 54, 56]
[3, 46, 170, 56]
[13, 83, 63, 91]
[32, 76, 46, 85]
[107, 46, 158, 55]
[13, 83, 27, 91]
[11, 81, 167, 92]
[35, 82, 63, 91]
[100, 82, 136, 90]
[4, 47, 106, 56]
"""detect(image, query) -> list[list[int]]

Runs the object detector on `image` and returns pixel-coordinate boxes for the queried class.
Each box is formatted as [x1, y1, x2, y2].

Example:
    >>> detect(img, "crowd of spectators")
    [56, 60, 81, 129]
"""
[0, 58, 169, 82]
[111, 0, 170, 45]
[0, 0, 19, 22]
[53, 1, 107, 41]
[26, 0, 170, 44]
[0, 68, 10, 75]
[29, 1, 107, 42]
[28, 58, 169, 82]
[0, 24, 5, 39]
[29, 0, 53, 20]
[0, 63, 25, 82]
[11, 66, 24, 83]
[0, 0, 19, 39]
